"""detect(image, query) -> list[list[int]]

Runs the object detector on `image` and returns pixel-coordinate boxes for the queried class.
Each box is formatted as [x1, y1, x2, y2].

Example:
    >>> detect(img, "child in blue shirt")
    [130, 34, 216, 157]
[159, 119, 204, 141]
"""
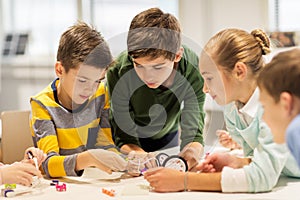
[258, 48, 300, 168]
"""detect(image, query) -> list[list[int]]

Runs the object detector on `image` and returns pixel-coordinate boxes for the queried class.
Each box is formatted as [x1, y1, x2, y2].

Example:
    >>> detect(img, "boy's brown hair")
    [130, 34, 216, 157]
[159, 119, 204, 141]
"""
[56, 21, 113, 73]
[257, 48, 300, 102]
[127, 7, 181, 61]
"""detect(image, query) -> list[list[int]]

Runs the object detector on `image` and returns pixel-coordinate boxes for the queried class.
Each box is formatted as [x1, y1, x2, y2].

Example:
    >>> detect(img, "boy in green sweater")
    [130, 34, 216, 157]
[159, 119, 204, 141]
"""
[107, 8, 205, 171]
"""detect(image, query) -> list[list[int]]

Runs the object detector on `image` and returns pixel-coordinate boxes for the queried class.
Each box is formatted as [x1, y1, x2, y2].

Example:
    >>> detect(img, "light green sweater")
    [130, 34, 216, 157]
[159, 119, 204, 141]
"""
[224, 101, 300, 192]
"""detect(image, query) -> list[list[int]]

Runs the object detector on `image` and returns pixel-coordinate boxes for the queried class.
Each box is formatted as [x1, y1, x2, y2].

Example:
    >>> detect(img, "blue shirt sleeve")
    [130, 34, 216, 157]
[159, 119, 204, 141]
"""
[286, 114, 300, 168]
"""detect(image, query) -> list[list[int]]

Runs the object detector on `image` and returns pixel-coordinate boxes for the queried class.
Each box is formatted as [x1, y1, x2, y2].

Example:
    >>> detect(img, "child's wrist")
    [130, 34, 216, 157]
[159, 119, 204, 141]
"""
[235, 157, 251, 168]
[183, 172, 189, 191]
[0, 168, 3, 185]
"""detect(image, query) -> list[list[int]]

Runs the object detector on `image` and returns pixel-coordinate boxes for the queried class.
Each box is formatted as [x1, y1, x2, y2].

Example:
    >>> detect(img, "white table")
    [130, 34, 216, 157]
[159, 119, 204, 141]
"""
[2, 171, 300, 200]
[1, 147, 300, 200]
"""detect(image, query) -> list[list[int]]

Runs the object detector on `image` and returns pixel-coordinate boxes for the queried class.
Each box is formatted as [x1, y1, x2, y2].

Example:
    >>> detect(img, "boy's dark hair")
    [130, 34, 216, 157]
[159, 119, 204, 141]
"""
[56, 21, 113, 73]
[127, 8, 181, 61]
[257, 48, 300, 102]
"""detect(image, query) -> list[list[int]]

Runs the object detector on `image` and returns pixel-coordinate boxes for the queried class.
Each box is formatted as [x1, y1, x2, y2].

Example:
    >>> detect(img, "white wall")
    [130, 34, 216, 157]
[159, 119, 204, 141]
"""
[178, 0, 210, 47]
[179, 0, 269, 47]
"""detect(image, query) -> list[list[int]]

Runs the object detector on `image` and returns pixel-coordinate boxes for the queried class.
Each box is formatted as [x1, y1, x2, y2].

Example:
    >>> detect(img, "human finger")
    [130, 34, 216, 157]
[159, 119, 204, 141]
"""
[20, 163, 42, 177]
[18, 177, 32, 186]
[94, 161, 112, 174]
[144, 152, 159, 169]
[195, 160, 212, 172]
[186, 158, 198, 171]
[143, 167, 163, 177]
[218, 134, 231, 143]
[216, 130, 229, 136]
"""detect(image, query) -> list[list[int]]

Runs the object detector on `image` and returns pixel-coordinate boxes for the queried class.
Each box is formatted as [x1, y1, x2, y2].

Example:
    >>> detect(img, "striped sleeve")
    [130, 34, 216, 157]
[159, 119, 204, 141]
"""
[30, 99, 79, 177]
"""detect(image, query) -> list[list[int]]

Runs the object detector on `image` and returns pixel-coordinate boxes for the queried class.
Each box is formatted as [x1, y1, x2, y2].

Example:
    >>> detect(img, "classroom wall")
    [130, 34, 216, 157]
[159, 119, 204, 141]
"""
[179, 0, 269, 46]
[0, 0, 276, 145]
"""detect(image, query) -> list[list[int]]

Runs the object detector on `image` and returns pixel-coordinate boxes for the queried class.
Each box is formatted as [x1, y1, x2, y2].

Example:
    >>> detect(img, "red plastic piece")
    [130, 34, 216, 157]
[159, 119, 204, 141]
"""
[56, 183, 66, 192]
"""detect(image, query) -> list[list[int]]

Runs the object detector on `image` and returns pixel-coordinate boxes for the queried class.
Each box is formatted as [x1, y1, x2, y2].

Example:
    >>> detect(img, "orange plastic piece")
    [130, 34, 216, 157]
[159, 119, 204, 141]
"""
[102, 188, 115, 197]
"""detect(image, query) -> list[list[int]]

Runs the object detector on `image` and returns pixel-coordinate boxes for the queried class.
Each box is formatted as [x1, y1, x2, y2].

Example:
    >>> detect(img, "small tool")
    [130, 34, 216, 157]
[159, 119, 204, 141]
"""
[27, 151, 39, 170]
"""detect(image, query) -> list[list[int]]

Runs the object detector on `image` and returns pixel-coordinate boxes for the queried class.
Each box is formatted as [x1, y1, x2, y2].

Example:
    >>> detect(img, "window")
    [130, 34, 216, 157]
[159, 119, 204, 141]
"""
[269, 0, 300, 31]
[2, 0, 77, 56]
[1, 0, 178, 57]
[91, 0, 178, 56]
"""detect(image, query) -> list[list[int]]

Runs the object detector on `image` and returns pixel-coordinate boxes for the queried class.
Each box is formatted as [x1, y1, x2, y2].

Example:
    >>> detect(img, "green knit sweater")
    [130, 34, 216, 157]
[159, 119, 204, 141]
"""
[107, 46, 205, 151]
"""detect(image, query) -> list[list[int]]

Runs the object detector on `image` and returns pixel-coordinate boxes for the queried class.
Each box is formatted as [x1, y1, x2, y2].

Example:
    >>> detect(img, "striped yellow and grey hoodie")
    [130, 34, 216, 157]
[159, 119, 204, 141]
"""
[30, 78, 117, 178]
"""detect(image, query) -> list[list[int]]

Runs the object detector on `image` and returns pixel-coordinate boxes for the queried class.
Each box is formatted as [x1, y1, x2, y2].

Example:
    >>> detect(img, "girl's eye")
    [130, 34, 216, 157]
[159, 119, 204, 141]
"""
[135, 65, 143, 68]
[154, 66, 162, 70]
[206, 77, 213, 81]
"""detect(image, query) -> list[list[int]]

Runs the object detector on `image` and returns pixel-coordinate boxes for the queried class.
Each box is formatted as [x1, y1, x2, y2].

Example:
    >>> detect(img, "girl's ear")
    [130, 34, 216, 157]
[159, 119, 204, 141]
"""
[55, 61, 64, 77]
[174, 47, 184, 62]
[233, 62, 248, 81]
[280, 92, 293, 116]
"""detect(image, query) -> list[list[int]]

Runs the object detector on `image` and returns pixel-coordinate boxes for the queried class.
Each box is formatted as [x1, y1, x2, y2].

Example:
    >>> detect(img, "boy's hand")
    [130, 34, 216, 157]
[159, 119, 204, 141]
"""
[0, 162, 42, 186]
[88, 149, 127, 172]
[126, 151, 158, 176]
[179, 143, 203, 171]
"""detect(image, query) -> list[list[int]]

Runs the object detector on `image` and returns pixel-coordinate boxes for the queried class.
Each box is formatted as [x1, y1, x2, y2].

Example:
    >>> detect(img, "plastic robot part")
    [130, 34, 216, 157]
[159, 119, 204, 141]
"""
[3, 189, 14, 197]
[4, 189, 34, 198]
[156, 153, 188, 172]
[56, 183, 66, 192]
[127, 152, 188, 174]
[1, 188, 14, 197]
[155, 152, 169, 166]
[102, 188, 115, 197]
[4, 184, 16, 189]
[31, 176, 41, 188]
[50, 180, 59, 186]
[162, 155, 188, 172]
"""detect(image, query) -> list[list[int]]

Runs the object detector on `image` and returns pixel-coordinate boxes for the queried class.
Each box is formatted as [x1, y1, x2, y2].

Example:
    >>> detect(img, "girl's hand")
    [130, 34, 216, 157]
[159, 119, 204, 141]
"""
[144, 167, 185, 192]
[197, 152, 250, 172]
[23, 147, 47, 166]
[0, 162, 42, 186]
[217, 130, 241, 150]
[195, 159, 216, 173]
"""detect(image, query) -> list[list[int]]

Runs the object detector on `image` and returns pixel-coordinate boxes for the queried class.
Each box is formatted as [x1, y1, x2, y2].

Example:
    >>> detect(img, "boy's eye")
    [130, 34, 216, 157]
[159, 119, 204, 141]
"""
[206, 77, 213, 81]
[135, 64, 143, 68]
[154, 66, 163, 70]
[78, 78, 87, 83]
